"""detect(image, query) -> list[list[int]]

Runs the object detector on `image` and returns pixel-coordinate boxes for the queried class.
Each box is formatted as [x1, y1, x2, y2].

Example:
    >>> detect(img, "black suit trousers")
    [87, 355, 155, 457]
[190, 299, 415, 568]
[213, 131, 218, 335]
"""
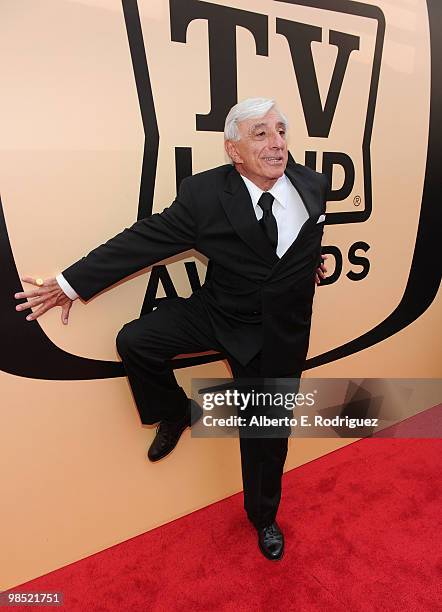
[115, 294, 293, 529]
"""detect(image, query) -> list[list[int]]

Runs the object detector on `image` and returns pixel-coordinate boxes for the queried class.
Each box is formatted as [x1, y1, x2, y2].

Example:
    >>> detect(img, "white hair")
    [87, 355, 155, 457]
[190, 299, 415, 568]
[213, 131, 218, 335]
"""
[224, 97, 288, 141]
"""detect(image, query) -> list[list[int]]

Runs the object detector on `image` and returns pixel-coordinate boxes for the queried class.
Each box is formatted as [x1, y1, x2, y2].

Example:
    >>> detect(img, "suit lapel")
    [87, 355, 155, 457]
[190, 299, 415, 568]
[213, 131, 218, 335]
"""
[284, 162, 321, 221]
[219, 168, 279, 266]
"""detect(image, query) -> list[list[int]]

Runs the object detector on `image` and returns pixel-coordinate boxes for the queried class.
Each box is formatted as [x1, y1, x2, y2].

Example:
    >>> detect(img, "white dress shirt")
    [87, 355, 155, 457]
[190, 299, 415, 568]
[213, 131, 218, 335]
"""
[240, 173, 309, 258]
[56, 172, 309, 300]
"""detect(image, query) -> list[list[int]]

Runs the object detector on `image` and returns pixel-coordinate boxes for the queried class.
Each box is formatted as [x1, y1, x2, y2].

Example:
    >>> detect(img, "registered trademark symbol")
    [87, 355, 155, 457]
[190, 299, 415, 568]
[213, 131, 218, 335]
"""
[353, 195, 361, 206]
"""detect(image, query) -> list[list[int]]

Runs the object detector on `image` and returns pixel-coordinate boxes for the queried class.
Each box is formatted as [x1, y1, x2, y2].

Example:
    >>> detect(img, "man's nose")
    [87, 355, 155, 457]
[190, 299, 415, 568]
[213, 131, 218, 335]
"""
[269, 131, 285, 148]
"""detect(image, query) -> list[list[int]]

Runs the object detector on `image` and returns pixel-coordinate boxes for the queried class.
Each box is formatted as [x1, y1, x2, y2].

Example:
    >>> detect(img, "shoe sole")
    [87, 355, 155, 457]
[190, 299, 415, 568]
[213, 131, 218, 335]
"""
[147, 403, 203, 462]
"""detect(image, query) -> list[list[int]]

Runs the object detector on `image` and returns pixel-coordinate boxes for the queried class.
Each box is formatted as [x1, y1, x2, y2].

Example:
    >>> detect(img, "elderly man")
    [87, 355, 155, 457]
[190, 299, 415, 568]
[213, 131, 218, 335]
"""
[15, 98, 328, 561]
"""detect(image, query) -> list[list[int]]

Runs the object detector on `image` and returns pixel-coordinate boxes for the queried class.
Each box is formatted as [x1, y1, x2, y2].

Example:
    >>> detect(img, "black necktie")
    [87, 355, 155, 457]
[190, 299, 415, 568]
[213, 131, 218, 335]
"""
[257, 192, 278, 251]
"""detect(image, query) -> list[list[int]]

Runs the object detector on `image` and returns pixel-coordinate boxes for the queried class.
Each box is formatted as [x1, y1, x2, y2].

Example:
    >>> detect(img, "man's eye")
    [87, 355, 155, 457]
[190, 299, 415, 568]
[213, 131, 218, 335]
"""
[279, 130, 286, 136]
[256, 131, 265, 137]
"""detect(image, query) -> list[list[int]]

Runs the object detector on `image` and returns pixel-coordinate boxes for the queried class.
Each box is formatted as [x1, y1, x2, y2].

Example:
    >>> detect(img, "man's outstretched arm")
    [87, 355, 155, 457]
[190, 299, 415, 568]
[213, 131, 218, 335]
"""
[14, 178, 197, 323]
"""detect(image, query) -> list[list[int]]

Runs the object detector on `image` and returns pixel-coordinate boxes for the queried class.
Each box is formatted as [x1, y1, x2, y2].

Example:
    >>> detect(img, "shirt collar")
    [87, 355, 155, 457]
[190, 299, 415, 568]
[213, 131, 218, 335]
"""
[240, 173, 289, 209]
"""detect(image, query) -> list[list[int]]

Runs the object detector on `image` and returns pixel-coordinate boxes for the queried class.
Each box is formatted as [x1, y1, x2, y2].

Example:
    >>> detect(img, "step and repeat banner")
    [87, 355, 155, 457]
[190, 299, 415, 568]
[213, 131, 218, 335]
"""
[1, 0, 440, 589]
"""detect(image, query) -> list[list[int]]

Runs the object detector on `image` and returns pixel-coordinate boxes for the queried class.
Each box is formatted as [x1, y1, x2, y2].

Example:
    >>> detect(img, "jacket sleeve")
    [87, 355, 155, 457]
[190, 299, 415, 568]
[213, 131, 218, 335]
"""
[62, 178, 197, 301]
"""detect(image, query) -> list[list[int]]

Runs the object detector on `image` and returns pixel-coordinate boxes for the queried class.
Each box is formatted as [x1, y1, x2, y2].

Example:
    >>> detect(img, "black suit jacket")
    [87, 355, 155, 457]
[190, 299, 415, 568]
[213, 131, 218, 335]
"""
[63, 158, 328, 376]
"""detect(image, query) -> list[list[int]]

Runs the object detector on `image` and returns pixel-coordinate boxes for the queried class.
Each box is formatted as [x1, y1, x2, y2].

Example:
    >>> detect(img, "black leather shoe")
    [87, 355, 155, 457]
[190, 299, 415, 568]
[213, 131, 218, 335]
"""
[257, 522, 284, 560]
[147, 401, 203, 462]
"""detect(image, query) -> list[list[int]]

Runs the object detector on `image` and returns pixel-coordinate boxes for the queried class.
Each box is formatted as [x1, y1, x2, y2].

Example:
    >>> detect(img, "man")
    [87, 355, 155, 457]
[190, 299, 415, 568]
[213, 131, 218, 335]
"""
[14, 98, 328, 561]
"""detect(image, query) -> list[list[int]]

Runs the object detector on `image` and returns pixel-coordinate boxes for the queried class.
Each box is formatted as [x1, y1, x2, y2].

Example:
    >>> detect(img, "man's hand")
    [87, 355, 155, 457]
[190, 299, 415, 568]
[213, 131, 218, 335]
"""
[315, 254, 328, 285]
[14, 277, 73, 325]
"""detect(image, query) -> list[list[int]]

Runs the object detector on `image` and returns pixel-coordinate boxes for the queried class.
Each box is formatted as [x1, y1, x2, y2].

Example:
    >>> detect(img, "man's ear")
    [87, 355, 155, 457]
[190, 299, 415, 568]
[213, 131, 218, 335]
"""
[225, 140, 243, 164]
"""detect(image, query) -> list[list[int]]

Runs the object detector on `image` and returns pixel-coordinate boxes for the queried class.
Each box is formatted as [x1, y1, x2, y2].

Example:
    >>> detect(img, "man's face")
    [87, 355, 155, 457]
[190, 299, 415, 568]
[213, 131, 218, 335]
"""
[225, 108, 288, 190]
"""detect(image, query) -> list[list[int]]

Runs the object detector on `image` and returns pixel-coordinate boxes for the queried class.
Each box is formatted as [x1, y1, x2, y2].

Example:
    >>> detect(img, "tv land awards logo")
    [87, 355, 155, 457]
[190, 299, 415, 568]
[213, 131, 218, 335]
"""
[0, 0, 440, 379]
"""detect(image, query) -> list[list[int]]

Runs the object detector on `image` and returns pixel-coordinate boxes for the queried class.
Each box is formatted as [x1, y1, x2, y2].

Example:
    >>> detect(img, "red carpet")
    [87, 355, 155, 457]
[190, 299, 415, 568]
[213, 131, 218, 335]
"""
[5, 437, 441, 611]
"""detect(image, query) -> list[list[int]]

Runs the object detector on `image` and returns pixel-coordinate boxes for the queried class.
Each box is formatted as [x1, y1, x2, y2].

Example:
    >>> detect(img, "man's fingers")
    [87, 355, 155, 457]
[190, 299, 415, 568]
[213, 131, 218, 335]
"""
[15, 289, 43, 300]
[20, 276, 39, 286]
[25, 303, 51, 321]
[15, 286, 56, 300]
[315, 263, 327, 284]
[20, 276, 48, 289]
[15, 283, 60, 301]
[15, 297, 46, 311]
[61, 301, 72, 325]
[15, 276, 71, 323]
